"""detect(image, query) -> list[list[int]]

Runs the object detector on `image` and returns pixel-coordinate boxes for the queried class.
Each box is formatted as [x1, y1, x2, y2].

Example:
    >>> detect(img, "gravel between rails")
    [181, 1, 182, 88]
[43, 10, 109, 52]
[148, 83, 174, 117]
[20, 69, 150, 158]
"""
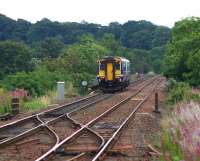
[70, 80, 150, 125]
[104, 78, 166, 161]
[47, 116, 80, 142]
[38, 93, 107, 122]
[90, 82, 160, 156]
[33, 79, 152, 161]
[47, 130, 102, 161]
[0, 127, 56, 161]
[0, 93, 104, 144]
[0, 117, 41, 143]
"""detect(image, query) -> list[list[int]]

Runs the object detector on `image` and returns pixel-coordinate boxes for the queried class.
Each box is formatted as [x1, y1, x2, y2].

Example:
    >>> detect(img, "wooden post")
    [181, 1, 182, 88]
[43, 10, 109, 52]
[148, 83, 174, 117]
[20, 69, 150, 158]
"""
[155, 92, 158, 112]
[154, 90, 160, 113]
[12, 97, 19, 115]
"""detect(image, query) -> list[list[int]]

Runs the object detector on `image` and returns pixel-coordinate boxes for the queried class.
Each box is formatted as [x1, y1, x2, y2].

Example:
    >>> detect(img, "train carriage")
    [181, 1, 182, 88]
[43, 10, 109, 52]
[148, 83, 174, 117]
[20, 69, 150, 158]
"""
[97, 56, 130, 92]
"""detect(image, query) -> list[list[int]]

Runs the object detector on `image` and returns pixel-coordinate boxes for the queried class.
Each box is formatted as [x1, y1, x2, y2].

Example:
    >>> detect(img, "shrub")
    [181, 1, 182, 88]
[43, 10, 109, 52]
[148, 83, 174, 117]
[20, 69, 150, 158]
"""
[166, 78, 177, 91]
[65, 81, 78, 97]
[167, 82, 191, 104]
[167, 82, 200, 105]
[146, 71, 155, 76]
[0, 88, 11, 114]
[2, 67, 66, 96]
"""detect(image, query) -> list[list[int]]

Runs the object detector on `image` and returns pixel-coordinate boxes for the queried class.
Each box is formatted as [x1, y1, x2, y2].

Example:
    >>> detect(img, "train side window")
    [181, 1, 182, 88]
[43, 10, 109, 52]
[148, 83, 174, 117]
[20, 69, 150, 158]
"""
[122, 62, 126, 72]
[127, 62, 130, 72]
[100, 63, 106, 70]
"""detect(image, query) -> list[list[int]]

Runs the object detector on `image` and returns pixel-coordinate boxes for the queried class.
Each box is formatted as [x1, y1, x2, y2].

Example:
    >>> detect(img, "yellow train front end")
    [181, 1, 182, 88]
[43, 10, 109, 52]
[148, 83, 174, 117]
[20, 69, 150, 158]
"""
[97, 56, 130, 92]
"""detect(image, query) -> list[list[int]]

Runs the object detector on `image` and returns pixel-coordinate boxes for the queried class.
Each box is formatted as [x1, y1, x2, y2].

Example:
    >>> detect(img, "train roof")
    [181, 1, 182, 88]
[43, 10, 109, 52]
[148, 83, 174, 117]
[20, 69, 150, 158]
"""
[100, 56, 130, 62]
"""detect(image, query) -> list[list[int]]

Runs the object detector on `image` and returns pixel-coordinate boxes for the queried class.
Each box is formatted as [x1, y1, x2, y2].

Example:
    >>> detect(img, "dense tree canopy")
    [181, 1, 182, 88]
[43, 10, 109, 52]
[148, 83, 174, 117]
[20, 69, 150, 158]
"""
[33, 37, 65, 58]
[0, 14, 170, 50]
[0, 13, 171, 96]
[163, 17, 200, 86]
[0, 41, 33, 78]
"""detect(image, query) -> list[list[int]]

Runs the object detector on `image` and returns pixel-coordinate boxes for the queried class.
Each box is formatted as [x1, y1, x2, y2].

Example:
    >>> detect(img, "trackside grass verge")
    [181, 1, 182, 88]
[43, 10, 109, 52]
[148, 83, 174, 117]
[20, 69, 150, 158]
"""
[160, 81, 200, 161]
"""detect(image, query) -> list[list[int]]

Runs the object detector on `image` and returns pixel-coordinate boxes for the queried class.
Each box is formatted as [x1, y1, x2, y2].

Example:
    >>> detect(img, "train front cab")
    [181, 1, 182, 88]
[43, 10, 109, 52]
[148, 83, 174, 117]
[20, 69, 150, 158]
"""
[97, 57, 130, 92]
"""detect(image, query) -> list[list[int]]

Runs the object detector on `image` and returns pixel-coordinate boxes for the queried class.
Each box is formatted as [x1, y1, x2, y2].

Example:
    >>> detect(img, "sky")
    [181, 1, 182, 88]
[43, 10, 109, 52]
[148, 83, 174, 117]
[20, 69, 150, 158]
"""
[0, 0, 200, 27]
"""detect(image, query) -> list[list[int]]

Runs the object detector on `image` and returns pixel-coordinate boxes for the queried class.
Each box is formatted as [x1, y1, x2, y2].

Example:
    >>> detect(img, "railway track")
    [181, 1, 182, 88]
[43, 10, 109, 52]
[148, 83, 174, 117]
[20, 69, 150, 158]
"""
[69, 78, 150, 125]
[0, 93, 109, 144]
[0, 77, 157, 161]
[34, 76, 161, 161]
[0, 92, 113, 161]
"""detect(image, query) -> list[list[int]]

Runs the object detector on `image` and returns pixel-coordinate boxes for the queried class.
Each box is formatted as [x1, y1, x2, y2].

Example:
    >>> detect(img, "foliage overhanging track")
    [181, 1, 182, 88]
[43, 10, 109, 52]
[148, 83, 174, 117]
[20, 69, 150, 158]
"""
[35, 76, 160, 161]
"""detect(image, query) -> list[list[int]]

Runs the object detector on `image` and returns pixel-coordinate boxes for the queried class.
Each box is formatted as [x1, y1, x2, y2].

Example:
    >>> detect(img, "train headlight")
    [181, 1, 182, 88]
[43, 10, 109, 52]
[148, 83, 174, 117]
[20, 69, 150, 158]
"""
[116, 76, 122, 82]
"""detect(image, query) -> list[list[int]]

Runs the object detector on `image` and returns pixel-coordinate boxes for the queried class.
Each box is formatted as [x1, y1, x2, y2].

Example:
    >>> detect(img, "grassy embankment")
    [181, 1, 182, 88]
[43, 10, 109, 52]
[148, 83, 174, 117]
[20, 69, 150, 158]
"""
[160, 79, 200, 161]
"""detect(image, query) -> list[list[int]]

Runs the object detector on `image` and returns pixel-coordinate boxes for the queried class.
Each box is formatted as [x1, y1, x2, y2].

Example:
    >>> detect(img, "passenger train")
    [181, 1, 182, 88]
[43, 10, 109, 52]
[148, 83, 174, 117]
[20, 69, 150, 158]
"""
[97, 56, 130, 92]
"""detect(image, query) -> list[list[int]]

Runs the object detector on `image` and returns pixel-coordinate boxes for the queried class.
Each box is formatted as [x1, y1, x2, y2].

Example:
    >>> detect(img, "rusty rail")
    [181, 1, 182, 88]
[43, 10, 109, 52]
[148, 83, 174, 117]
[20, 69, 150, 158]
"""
[35, 77, 159, 161]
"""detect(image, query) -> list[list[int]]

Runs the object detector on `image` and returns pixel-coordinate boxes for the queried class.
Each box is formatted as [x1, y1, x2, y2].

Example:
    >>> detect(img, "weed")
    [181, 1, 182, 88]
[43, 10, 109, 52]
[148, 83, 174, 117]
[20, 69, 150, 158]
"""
[161, 101, 200, 161]
[23, 99, 46, 111]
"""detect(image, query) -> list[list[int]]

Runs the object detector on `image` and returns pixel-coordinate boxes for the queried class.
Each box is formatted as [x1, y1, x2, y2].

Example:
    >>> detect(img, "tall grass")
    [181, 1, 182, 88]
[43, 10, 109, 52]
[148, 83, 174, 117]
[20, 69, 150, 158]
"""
[22, 90, 57, 111]
[0, 88, 11, 114]
[161, 81, 200, 161]
[166, 82, 200, 105]
[0, 81, 79, 113]
[22, 82, 78, 112]
[65, 81, 78, 97]
[161, 101, 200, 161]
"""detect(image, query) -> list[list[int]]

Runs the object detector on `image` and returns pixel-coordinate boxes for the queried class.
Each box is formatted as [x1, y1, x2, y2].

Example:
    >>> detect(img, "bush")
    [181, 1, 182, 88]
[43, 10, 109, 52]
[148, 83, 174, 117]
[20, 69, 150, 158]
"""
[2, 67, 66, 96]
[167, 82, 191, 104]
[166, 82, 200, 104]
[65, 82, 78, 97]
[146, 71, 155, 76]
[166, 78, 177, 91]
[0, 88, 11, 114]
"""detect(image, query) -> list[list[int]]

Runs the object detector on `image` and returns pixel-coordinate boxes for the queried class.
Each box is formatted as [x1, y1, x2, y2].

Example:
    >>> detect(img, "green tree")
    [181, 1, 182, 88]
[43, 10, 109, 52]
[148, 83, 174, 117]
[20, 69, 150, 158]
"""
[163, 17, 200, 85]
[100, 33, 121, 54]
[33, 37, 65, 58]
[59, 35, 108, 75]
[0, 40, 33, 78]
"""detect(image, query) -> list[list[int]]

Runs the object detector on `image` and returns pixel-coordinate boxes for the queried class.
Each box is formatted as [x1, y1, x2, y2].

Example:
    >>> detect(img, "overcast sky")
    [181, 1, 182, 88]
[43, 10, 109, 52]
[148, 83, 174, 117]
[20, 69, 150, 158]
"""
[0, 0, 200, 27]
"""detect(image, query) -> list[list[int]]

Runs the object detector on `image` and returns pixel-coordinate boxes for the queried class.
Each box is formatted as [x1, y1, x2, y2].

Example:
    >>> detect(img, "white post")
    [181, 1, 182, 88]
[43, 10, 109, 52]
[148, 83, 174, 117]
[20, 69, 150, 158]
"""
[57, 81, 65, 101]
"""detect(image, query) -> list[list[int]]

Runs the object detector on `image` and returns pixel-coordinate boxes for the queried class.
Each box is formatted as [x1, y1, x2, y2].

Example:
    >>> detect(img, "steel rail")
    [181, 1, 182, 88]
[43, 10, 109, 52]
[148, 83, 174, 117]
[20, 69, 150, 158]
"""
[35, 77, 158, 161]
[0, 93, 111, 147]
[0, 76, 145, 130]
[0, 93, 110, 161]
[0, 93, 100, 129]
[92, 78, 162, 161]
[67, 77, 162, 161]
[0, 77, 152, 161]
[0, 93, 104, 144]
